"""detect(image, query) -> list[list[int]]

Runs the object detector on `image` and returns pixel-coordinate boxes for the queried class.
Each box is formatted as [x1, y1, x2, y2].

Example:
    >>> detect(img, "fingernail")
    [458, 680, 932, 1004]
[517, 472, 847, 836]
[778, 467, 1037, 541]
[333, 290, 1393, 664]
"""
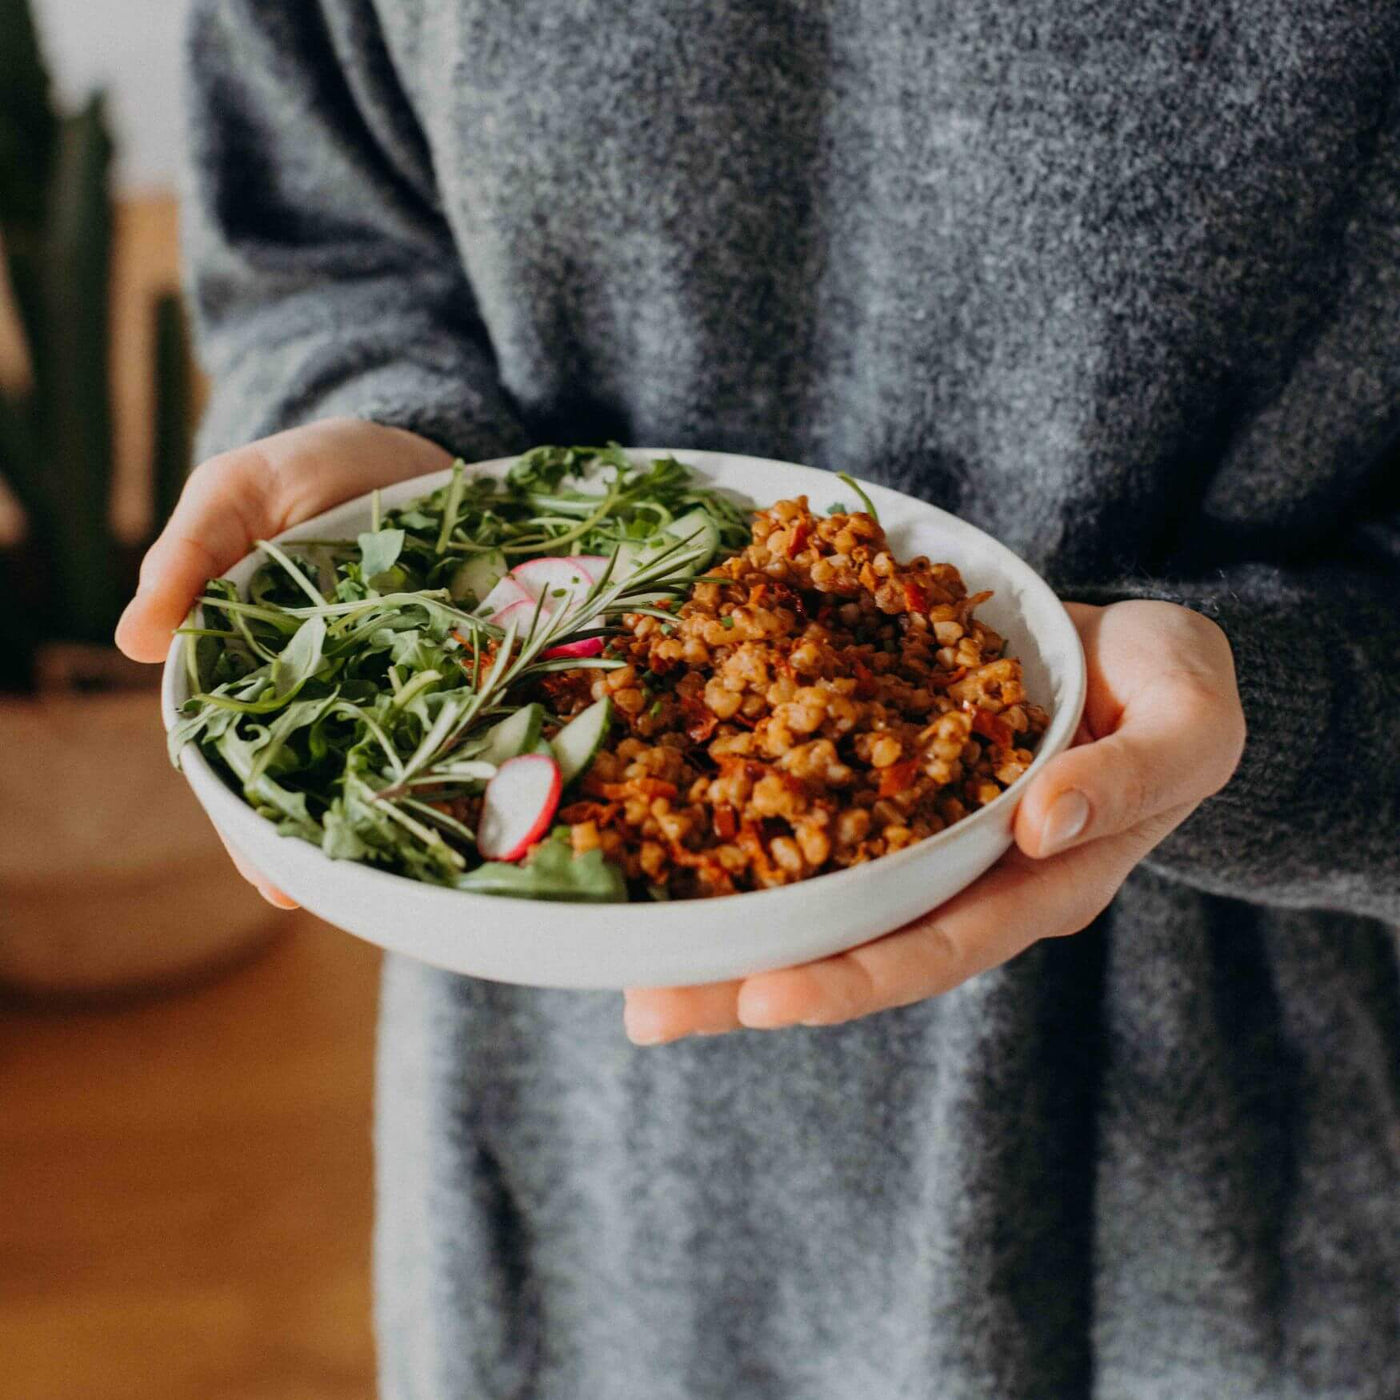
[736, 993, 791, 1030]
[1040, 789, 1090, 855]
[624, 1006, 671, 1046]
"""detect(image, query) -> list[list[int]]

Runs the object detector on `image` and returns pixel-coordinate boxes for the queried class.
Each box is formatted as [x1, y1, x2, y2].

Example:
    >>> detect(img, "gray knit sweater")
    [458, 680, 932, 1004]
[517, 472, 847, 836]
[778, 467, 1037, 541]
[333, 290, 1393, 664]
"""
[183, 2, 1400, 1396]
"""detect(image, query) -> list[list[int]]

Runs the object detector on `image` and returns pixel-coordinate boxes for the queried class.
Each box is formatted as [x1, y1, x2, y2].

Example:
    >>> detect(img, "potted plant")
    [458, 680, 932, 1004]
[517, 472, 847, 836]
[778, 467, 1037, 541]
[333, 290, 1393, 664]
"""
[0, 0, 281, 997]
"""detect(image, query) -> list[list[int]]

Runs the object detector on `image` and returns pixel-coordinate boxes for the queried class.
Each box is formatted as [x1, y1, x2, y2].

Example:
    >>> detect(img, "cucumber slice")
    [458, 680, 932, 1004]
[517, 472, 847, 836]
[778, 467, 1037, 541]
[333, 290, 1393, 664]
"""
[550, 697, 614, 787]
[449, 549, 507, 607]
[477, 703, 545, 767]
[608, 508, 720, 585]
[611, 539, 648, 576]
[665, 507, 720, 565]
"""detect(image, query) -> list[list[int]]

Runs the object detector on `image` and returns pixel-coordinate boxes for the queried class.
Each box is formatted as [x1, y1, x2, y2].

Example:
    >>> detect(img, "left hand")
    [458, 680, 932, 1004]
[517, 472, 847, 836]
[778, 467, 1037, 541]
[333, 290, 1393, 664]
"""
[621, 599, 1246, 1045]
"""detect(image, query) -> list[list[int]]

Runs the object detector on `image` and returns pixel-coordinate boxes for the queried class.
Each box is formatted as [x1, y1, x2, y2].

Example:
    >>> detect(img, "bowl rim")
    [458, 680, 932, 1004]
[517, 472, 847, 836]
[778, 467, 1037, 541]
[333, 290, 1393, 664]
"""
[161, 447, 1087, 919]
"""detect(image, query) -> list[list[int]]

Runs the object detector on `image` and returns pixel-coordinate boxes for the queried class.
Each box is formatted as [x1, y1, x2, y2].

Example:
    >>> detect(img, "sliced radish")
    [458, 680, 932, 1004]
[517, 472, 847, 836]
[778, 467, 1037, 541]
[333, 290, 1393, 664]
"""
[493, 597, 607, 659]
[569, 555, 611, 581]
[542, 636, 606, 660]
[476, 575, 531, 619]
[491, 598, 550, 633]
[510, 556, 597, 605]
[477, 753, 562, 861]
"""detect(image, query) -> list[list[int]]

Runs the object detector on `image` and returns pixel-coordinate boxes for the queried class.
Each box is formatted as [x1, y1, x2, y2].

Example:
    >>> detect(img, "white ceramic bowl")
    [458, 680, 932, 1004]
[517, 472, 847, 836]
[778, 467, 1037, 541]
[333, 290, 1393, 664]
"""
[162, 449, 1085, 989]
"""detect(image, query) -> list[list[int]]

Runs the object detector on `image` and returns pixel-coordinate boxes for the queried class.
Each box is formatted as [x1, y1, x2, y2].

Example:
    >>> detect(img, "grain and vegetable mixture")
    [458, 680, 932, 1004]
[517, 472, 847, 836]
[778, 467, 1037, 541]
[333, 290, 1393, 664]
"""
[550, 496, 1049, 898]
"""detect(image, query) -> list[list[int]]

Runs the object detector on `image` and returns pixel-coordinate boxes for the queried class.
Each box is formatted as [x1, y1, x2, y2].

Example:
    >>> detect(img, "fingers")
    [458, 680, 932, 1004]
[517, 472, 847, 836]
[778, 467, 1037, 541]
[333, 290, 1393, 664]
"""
[733, 811, 1184, 1033]
[115, 419, 453, 664]
[215, 827, 299, 911]
[623, 809, 1188, 1044]
[623, 980, 745, 1044]
[116, 446, 280, 661]
[1015, 602, 1245, 859]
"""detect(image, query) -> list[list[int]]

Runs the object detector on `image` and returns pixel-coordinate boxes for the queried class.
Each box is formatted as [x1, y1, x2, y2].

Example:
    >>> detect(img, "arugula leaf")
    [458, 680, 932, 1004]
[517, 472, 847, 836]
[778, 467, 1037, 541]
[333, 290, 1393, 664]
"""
[270, 615, 328, 695]
[455, 832, 626, 902]
[248, 692, 340, 784]
[358, 526, 406, 580]
[212, 725, 319, 837]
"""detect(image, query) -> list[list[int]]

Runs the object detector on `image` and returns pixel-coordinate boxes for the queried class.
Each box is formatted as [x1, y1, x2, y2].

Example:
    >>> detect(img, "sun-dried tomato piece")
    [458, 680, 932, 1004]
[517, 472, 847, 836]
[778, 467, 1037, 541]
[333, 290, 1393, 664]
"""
[969, 706, 1014, 748]
[878, 758, 922, 798]
[930, 666, 968, 690]
[902, 579, 929, 613]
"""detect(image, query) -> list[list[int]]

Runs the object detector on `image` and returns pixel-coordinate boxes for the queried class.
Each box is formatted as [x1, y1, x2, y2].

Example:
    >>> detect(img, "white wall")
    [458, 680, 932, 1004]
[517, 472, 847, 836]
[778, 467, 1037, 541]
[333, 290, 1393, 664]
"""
[32, 0, 185, 191]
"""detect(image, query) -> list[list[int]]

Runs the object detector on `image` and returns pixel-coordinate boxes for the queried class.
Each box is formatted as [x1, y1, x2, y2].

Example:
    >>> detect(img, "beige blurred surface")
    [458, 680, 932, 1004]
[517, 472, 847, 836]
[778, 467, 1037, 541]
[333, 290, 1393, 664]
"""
[0, 918, 382, 1400]
[0, 689, 284, 994]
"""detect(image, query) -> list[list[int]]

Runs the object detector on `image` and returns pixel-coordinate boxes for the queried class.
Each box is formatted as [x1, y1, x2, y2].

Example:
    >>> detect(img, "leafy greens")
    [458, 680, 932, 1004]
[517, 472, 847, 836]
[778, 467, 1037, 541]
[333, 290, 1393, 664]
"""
[169, 446, 748, 898]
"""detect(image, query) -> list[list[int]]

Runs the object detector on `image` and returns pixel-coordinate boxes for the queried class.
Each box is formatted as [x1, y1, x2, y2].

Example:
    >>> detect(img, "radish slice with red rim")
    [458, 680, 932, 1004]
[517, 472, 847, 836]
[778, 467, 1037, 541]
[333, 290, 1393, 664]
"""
[569, 555, 611, 581]
[510, 556, 597, 604]
[476, 753, 563, 861]
[491, 598, 548, 633]
[476, 575, 531, 619]
[542, 636, 606, 660]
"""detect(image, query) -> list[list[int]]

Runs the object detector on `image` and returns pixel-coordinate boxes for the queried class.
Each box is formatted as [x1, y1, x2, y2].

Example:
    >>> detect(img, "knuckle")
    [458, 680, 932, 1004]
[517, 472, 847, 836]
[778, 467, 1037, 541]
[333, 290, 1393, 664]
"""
[912, 918, 980, 998]
[835, 949, 881, 1017]
[1212, 712, 1247, 794]
[1165, 671, 1245, 795]
[191, 440, 279, 507]
[1164, 668, 1224, 721]
[1112, 747, 1155, 829]
[1053, 890, 1114, 940]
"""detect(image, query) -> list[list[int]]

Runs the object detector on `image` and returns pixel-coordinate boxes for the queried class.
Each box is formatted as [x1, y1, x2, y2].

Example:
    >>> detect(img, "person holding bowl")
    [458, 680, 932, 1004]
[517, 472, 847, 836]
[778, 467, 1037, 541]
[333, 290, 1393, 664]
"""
[117, 2, 1399, 1396]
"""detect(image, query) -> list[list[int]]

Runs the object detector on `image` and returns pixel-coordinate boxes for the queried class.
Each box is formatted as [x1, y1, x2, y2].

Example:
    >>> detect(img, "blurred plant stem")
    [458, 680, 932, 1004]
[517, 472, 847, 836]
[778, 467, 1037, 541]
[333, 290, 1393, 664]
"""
[0, 0, 196, 688]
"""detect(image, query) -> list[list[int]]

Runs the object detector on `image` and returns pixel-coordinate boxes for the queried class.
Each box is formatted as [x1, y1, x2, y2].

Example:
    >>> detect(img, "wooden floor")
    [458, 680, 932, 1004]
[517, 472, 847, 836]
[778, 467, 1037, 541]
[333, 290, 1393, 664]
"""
[0, 920, 382, 1400]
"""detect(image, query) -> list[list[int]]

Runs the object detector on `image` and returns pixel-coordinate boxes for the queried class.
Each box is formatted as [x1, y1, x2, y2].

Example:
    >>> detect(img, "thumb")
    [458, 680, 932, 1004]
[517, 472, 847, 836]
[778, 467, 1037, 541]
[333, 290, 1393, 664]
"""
[115, 419, 453, 664]
[1015, 671, 1245, 859]
[115, 445, 279, 662]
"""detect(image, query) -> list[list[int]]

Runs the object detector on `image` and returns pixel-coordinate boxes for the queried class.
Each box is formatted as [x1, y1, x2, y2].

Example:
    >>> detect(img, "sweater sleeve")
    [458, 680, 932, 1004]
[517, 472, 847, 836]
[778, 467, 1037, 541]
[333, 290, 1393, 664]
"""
[1068, 500, 1400, 923]
[181, 0, 528, 462]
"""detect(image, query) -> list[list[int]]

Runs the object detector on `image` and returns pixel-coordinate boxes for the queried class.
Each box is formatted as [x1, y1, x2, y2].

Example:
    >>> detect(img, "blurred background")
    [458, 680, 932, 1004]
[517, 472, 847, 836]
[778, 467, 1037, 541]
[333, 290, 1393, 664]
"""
[0, 3, 381, 1396]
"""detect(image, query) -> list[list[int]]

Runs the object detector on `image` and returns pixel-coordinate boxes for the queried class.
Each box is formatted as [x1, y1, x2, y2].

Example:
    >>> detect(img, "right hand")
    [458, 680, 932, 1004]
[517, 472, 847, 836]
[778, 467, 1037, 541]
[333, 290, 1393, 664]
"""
[116, 417, 454, 908]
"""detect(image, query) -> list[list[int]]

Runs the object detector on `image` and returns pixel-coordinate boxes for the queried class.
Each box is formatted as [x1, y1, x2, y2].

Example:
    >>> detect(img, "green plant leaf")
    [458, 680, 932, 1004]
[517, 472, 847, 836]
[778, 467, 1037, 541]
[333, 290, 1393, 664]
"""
[358, 526, 405, 579]
[269, 615, 327, 695]
[454, 832, 626, 902]
[248, 691, 339, 783]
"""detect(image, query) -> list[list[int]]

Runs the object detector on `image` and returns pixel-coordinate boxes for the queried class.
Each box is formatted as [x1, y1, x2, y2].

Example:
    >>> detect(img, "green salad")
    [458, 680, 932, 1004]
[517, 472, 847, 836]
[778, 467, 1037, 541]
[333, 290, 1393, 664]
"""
[169, 446, 750, 901]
